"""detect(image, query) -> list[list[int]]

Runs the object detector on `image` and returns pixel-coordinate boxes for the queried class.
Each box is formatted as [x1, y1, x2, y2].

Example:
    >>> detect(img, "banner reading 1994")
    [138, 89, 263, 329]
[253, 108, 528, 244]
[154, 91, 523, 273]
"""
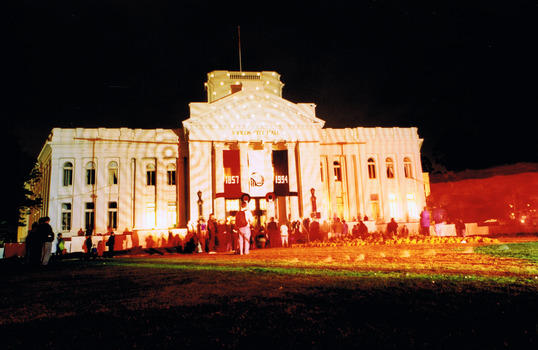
[223, 149, 242, 198]
[272, 150, 289, 196]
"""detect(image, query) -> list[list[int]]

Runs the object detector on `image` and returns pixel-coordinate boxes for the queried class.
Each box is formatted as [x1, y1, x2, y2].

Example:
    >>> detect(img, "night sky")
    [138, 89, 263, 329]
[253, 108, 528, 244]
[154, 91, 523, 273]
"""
[4, 0, 537, 175]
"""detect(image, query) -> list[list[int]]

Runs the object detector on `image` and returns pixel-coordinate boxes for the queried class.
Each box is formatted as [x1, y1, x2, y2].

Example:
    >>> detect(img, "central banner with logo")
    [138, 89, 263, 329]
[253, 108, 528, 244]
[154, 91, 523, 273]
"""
[272, 150, 289, 196]
[248, 150, 270, 197]
[223, 149, 242, 198]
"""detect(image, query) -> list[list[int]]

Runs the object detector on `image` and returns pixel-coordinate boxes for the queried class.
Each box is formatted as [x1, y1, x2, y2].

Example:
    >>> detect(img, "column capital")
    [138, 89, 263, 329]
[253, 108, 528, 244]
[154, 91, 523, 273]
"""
[213, 141, 225, 151]
[286, 141, 297, 151]
[263, 142, 273, 152]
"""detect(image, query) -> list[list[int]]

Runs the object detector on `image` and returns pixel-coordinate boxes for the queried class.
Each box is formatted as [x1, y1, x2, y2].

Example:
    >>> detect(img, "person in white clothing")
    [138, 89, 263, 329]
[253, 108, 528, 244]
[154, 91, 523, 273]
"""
[235, 201, 253, 255]
[280, 224, 289, 247]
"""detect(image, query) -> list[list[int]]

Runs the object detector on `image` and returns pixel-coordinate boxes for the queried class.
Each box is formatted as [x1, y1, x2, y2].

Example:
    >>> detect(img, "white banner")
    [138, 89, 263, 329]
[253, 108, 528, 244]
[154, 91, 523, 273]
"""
[248, 150, 270, 197]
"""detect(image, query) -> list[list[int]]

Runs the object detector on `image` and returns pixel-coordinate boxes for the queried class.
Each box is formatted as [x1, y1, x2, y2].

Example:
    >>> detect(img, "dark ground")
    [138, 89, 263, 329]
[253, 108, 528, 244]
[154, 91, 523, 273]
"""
[1, 238, 537, 349]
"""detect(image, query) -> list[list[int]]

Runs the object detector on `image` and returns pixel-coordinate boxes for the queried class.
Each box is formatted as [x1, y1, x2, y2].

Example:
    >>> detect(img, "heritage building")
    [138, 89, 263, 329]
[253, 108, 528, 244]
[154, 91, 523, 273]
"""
[33, 70, 428, 242]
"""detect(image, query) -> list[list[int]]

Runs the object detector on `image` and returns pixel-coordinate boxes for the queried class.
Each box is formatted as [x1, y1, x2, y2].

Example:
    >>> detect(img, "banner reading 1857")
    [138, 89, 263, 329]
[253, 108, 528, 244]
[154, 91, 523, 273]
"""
[272, 150, 289, 196]
[223, 150, 242, 198]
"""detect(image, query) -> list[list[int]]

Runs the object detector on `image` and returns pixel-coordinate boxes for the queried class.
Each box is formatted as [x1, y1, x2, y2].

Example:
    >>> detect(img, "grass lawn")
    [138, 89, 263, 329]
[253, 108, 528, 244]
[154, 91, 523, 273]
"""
[1, 238, 537, 349]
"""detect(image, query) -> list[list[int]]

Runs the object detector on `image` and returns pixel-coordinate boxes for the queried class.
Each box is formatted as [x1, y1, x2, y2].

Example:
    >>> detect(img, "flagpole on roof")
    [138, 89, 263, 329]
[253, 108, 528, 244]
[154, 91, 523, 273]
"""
[238, 25, 242, 72]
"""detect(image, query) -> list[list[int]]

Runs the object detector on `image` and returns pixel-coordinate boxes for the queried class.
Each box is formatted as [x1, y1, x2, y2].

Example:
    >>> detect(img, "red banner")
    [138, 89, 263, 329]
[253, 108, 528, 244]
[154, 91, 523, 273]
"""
[273, 150, 289, 196]
[223, 149, 242, 198]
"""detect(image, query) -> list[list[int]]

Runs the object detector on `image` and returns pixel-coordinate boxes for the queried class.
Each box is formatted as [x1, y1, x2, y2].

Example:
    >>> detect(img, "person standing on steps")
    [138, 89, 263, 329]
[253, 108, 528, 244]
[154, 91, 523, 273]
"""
[235, 201, 253, 255]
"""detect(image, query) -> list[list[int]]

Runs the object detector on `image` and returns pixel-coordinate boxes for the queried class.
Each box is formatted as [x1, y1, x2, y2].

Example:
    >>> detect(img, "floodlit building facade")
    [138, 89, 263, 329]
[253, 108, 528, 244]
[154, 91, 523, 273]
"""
[33, 70, 428, 240]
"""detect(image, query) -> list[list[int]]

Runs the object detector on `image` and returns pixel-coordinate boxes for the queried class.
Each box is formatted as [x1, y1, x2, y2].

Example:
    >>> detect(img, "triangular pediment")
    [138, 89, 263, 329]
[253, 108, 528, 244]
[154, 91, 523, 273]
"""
[183, 91, 325, 142]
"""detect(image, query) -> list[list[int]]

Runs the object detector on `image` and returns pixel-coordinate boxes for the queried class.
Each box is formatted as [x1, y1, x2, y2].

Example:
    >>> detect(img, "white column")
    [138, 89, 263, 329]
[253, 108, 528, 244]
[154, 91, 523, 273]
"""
[156, 156, 166, 229]
[48, 159, 60, 232]
[287, 142, 299, 221]
[189, 141, 212, 222]
[213, 142, 225, 220]
[239, 142, 250, 196]
[264, 142, 276, 219]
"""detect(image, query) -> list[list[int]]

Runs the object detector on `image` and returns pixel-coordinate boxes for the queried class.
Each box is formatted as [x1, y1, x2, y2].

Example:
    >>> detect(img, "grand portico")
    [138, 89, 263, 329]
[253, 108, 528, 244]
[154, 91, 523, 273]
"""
[30, 69, 428, 247]
[183, 70, 326, 226]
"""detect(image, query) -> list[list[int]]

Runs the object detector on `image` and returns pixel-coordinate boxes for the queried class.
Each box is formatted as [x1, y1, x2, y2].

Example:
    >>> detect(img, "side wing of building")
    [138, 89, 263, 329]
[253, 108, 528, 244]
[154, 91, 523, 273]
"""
[36, 128, 185, 236]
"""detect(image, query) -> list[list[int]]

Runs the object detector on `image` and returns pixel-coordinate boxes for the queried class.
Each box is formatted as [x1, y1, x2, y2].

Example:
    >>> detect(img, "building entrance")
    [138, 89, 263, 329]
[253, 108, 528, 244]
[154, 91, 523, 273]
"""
[224, 198, 267, 228]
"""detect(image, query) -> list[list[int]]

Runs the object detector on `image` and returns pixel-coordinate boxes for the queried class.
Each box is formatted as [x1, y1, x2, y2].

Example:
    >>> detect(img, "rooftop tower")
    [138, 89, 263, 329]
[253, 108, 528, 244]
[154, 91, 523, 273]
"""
[204, 70, 285, 103]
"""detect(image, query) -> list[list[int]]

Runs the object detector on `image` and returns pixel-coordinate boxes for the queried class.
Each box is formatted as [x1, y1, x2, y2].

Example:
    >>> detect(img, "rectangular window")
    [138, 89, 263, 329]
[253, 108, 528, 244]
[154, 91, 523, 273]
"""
[404, 157, 413, 179]
[368, 164, 376, 179]
[167, 202, 177, 228]
[63, 169, 73, 186]
[109, 169, 118, 185]
[86, 169, 96, 185]
[407, 194, 419, 218]
[108, 202, 118, 230]
[61, 203, 72, 231]
[146, 203, 156, 229]
[404, 163, 412, 178]
[85, 202, 95, 230]
[388, 194, 398, 219]
[386, 164, 394, 179]
[167, 170, 176, 185]
[147, 170, 156, 186]
[370, 195, 380, 221]
[333, 161, 342, 182]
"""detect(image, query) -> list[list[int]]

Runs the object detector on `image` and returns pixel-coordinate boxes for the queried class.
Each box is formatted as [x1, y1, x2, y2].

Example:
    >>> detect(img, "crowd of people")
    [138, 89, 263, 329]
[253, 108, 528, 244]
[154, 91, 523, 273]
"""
[25, 216, 55, 265]
[22, 204, 465, 262]
[24, 217, 119, 264]
[181, 204, 467, 254]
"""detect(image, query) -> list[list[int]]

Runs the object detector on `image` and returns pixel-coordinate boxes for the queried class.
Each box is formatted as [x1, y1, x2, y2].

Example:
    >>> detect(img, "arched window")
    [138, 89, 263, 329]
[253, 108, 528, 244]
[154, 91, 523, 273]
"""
[367, 158, 377, 179]
[146, 164, 156, 186]
[108, 161, 118, 185]
[167, 164, 176, 185]
[86, 162, 96, 185]
[63, 162, 73, 186]
[404, 157, 413, 178]
[333, 161, 342, 182]
[386, 158, 394, 179]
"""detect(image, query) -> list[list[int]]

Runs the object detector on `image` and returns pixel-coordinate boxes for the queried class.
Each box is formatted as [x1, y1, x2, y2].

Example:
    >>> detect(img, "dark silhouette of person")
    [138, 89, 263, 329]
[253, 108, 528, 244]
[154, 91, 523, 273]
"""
[207, 213, 218, 253]
[25, 222, 41, 265]
[146, 235, 155, 248]
[309, 219, 321, 241]
[38, 217, 55, 265]
[84, 231, 94, 260]
[387, 218, 398, 236]
[267, 217, 279, 247]
[358, 220, 368, 237]
[106, 232, 116, 257]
